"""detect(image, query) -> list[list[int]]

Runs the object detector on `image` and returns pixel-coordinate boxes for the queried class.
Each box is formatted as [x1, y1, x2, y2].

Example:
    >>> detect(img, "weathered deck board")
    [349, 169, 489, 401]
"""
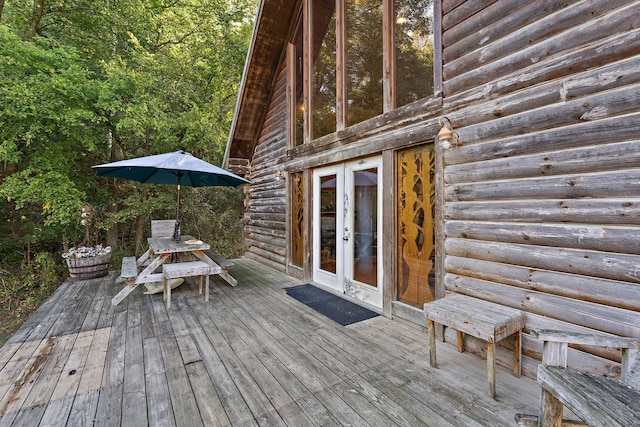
[184, 360, 230, 427]
[0, 259, 541, 426]
[122, 324, 147, 427]
[143, 336, 174, 427]
[179, 301, 254, 426]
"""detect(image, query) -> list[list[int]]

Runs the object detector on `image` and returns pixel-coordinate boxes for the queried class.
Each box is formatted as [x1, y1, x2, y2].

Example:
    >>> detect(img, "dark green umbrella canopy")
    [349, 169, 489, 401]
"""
[93, 150, 250, 238]
[92, 150, 249, 188]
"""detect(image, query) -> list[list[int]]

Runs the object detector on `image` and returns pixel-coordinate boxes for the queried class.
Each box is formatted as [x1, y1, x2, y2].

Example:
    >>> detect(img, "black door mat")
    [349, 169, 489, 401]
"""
[285, 284, 379, 326]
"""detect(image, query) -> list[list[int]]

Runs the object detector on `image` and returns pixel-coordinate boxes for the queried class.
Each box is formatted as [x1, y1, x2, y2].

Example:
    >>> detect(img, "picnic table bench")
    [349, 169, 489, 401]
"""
[120, 256, 138, 280]
[515, 329, 640, 427]
[162, 260, 216, 308]
[204, 249, 236, 286]
[423, 293, 525, 398]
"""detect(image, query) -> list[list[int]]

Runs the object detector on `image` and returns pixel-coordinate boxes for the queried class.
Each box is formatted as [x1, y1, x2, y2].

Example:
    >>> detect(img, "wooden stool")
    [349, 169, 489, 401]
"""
[424, 293, 525, 398]
[162, 261, 214, 308]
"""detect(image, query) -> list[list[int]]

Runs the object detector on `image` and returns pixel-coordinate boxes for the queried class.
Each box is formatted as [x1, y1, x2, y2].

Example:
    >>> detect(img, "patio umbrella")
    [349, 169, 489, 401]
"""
[93, 150, 249, 240]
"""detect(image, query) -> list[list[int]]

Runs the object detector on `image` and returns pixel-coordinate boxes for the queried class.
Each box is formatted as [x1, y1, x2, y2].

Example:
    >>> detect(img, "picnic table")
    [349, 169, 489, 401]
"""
[112, 235, 230, 306]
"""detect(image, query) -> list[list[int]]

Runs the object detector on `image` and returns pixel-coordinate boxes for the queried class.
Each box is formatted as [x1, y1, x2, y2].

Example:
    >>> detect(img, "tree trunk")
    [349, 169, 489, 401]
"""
[105, 207, 118, 251]
[144, 128, 152, 154]
[134, 215, 146, 256]
[28, 0, 45, 42]
[0, 0, 5, 23]
[103, 132, 123, 251]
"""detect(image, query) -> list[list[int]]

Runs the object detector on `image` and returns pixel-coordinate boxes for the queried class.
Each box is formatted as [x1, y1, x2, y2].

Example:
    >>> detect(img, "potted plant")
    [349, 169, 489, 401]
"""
[63, 204, 112, 280]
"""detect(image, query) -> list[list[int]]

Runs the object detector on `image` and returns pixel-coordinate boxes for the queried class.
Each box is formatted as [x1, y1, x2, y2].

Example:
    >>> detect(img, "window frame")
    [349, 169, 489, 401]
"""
[294, 0, 441, 145]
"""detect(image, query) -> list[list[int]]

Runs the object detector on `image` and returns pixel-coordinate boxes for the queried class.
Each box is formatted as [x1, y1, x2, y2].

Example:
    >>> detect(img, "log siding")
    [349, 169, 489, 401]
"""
[441, 0, 640, 375]
[245, 64, 289, 270]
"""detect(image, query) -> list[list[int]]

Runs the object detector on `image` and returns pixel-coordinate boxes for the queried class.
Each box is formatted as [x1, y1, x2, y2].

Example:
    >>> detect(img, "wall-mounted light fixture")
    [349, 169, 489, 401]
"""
[437, 118, 458, 149]
[275, 170, 283, 181]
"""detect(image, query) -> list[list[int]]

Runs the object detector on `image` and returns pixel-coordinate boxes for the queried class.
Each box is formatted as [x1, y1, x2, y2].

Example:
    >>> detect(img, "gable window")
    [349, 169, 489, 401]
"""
[346, 0, 384, 126]
[291, 21, 305, 147]
[395, 0, 435, 106]
[301, 0, 434, 142]
[310, 0, 337, 139]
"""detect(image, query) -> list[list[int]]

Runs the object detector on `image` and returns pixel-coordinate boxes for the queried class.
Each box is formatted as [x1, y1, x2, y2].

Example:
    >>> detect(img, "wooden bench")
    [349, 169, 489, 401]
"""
[204, 250, 237, 286]
[120, 256, 138, 280]
[423, 293, 525, 398]
[515, 329, 640, 427]
[162, 261, 219, 309]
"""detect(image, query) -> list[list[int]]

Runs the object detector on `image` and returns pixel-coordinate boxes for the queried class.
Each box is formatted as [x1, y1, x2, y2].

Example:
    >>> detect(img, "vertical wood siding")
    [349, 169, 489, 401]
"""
[441, 0, 640, 374]
[244, 63, 289, 271]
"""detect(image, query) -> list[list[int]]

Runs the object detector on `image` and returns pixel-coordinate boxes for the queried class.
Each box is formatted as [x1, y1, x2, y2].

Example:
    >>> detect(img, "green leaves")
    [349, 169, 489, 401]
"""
[1, 170, 84, 228]
[0, 27, 100, 155]
[0, 0, 256, 267]
[0, 26, 102, 248]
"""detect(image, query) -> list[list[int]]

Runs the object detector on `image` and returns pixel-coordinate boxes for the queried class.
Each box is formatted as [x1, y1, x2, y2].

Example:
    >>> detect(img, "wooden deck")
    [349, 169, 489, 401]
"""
[0, 258, 540, 426]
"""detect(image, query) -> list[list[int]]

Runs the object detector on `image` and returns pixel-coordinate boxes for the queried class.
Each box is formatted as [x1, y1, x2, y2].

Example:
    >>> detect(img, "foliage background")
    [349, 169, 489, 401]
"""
[0, 0, 256, 343]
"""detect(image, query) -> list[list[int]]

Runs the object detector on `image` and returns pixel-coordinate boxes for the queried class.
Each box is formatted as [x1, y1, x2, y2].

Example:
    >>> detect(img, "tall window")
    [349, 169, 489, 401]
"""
[311, 0, 337, 139]
[293, 23, 304, 146]
[304, 0, 434, 141]
[395, 0, 434, 106]
[346, 0, 384, 126]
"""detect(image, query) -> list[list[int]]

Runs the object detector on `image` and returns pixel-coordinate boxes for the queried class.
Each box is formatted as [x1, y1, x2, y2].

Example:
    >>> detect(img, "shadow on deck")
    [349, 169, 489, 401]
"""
[0, 258, 540, 426]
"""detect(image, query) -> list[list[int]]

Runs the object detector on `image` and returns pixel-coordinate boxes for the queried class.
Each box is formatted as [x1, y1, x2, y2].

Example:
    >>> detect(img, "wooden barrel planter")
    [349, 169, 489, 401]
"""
[66, 254, 112, 280]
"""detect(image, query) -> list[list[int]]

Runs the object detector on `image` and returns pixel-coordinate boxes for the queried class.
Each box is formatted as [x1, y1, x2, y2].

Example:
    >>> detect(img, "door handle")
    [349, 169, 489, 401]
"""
[343, 227, 350, 241]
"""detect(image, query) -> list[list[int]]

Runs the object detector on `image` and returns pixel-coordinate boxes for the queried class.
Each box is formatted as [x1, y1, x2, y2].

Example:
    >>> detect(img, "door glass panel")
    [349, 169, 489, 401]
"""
[352, 168, 378, 286]
[320, 174, 337, 273]
[397, 145, 435, 306]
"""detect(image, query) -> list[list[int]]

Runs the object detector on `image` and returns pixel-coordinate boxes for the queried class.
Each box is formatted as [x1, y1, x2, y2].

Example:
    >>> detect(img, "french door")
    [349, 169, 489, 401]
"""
[313, 156, 383, 307]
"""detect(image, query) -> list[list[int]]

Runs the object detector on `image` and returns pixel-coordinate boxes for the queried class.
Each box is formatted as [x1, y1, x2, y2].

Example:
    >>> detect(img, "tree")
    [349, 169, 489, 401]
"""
[0, 0, 256, 267]
[0, 26, 106, 261]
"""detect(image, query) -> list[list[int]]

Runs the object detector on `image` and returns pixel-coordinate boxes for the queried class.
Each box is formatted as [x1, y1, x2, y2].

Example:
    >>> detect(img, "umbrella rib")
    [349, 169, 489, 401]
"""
[138, 168, 161, 184]
[138, 168, 180, 184]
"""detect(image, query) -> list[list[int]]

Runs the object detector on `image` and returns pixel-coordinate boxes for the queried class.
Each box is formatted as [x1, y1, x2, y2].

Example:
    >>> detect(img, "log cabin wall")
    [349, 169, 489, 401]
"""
[243, 63, 289, 271]
[440, 0, 640, 376]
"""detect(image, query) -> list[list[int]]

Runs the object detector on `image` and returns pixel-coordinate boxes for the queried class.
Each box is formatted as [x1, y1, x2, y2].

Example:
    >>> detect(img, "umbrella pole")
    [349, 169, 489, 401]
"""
[174, 176, 182, 242]
[176, 180, 181, 222]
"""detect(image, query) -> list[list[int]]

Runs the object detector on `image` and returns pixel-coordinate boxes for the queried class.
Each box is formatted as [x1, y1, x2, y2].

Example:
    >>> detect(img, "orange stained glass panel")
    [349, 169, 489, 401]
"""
[397, 144, 435, 307]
